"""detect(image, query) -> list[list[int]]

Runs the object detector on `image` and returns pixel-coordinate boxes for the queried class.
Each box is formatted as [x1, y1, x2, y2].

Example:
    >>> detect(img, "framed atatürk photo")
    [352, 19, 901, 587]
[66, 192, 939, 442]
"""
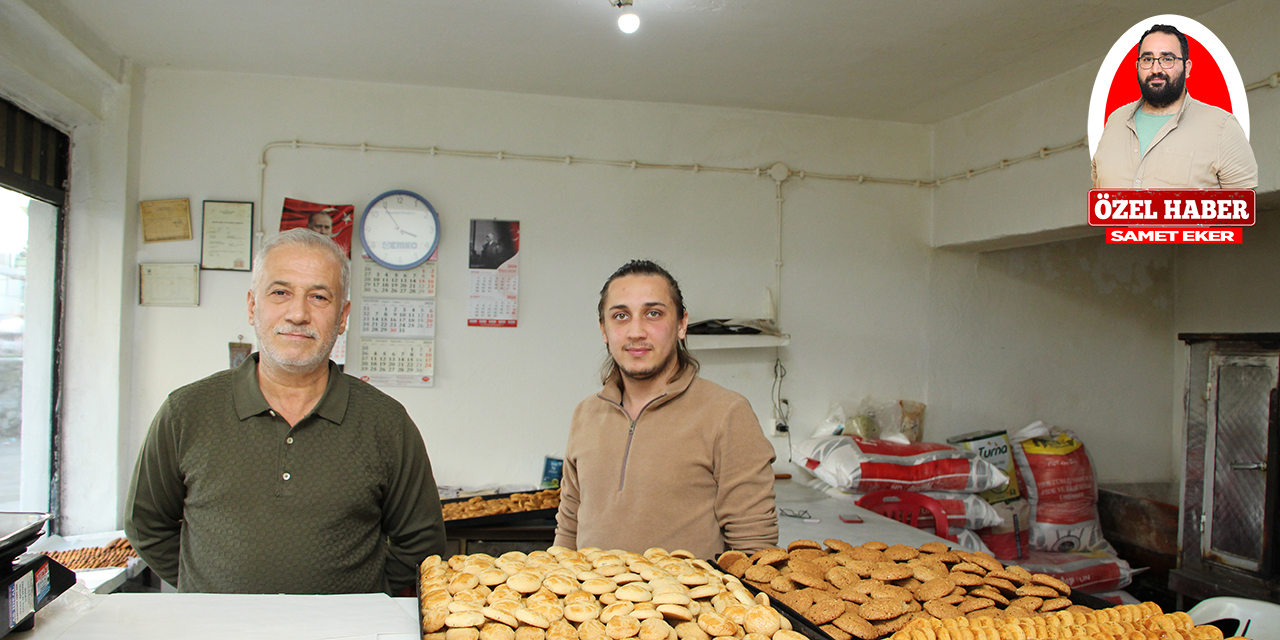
[200, 200, 254, 271]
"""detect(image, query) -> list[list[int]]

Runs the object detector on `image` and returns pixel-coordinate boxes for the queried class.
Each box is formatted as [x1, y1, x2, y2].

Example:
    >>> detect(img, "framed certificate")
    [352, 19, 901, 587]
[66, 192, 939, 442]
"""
[200, 201, 254, 271]
[139, 263, 200, 306]
[139, 198, 193, 243]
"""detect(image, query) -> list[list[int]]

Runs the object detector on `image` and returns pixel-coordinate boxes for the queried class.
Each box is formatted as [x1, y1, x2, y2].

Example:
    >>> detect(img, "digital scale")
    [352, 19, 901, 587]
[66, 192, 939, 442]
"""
[1, 513, 75, 638]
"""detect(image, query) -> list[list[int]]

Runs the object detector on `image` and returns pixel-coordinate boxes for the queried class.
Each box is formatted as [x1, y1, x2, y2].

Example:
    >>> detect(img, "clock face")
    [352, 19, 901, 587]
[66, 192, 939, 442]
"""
[359, 190, 440, 270]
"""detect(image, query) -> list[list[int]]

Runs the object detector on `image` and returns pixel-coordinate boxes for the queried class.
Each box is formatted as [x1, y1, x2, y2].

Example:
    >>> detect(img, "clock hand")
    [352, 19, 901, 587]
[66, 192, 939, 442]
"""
[399, 229, 418, 238]
[382, 203, 405, 232]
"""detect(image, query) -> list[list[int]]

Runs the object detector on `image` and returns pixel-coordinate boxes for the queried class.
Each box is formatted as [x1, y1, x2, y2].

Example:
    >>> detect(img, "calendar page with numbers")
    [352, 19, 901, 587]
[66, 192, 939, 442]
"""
[468, 219, 519, 327]
[362, 259, 436, 297]
[331, 333, 346, 366]
[358, 337, 434, 387]
[354, 248, 437, 387]
[360, 298, 435, 338]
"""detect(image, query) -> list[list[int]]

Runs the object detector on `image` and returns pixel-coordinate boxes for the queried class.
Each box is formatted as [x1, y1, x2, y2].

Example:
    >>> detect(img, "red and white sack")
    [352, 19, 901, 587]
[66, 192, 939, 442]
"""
[977, 498, 1032, 560]
[1011, 549, 1142, 593]
[842, 490, 1005, 530]
[794, 436, 1008, 493]
[1011, 422, 1115, 554]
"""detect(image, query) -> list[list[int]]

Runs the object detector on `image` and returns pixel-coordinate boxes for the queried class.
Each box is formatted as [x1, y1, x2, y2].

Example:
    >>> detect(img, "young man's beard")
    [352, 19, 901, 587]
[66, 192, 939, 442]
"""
[1140, 70, 1186, 109]
[617, 350, 677, 382]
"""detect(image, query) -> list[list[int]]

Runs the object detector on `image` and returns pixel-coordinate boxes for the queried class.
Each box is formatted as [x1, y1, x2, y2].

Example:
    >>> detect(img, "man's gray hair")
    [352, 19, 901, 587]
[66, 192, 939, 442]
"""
[251, 228, 350, 300]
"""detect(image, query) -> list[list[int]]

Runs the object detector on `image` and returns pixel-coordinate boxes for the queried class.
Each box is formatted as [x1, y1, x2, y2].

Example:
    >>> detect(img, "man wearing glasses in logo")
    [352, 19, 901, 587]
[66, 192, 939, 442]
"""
[1092, 24, 1256, 189]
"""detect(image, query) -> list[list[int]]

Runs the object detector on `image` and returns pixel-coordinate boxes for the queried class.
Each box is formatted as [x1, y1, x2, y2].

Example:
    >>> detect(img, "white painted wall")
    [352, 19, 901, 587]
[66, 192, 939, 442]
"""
[931, 63, 1098, 250]
[924, 239, 1176, 483]
[58, 70, 138, 535]
[128, 70, 933, 495]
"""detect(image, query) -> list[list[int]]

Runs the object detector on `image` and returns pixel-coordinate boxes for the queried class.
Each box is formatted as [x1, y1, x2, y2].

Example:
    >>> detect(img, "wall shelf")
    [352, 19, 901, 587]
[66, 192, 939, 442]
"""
[686, 334, 790, 351]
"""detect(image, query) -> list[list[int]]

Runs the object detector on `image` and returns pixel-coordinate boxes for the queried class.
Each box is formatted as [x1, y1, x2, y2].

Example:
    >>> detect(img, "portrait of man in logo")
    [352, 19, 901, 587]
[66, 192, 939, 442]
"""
[1088, 16, 1257, 190]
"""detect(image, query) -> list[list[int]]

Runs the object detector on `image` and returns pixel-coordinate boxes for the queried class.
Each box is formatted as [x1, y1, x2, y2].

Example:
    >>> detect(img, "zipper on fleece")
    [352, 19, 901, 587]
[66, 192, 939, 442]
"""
[600, 393, 666, 491]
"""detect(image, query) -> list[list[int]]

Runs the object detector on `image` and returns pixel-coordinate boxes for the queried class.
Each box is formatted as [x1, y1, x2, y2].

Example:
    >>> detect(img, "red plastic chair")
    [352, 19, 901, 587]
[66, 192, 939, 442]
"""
[855, 490, 954, 541]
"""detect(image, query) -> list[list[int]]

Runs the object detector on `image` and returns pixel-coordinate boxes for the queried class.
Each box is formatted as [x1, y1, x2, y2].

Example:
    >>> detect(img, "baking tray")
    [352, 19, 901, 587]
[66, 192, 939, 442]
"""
[1, 512, 52, 565]
[715, 559, 1134, 640]
[708, 559, 829, 640]
[441, 491, 559, 529]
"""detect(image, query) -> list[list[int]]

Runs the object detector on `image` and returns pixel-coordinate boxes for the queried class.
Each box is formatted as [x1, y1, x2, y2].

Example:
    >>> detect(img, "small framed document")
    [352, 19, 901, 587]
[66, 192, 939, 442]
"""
[201, 201, 254, 271]
[139, 263, 200, 306]
[139, 198, 193, 243]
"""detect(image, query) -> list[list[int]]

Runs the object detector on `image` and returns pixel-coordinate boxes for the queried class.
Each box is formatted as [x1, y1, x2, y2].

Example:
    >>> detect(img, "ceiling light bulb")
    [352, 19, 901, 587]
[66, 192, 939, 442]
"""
[618, 13, 639, 34]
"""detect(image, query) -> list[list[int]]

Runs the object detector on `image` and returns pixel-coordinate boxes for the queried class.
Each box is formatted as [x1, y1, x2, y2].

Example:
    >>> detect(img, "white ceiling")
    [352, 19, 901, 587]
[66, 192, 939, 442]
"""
[50, 0, 1236, 124]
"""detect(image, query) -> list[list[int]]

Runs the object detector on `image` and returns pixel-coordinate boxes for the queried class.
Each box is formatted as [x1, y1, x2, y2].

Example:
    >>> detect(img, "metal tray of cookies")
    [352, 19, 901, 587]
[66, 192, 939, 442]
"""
[710, 559, 831, 640]
[715, 557, 1123, 640]
[441, 490, 560, 529]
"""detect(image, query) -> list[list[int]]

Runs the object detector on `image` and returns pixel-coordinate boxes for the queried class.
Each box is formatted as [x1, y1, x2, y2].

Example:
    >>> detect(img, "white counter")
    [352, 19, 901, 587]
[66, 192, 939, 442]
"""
[773, 478, 950, 548]
[13, 593, 420, 640]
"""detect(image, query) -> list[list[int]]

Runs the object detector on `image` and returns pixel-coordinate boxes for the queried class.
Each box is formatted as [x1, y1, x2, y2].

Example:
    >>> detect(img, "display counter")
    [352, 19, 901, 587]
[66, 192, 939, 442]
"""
[13, 592, 420, 640]
[12, 479, 947, 640]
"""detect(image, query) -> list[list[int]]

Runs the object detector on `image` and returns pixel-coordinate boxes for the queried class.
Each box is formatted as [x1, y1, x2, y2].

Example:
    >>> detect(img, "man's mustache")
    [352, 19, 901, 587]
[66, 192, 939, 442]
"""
[274, 323, 318, 338]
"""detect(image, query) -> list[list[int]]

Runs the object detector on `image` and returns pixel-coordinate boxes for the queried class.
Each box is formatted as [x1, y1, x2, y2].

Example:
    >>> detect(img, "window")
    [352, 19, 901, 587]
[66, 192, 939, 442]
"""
[1, 97, 69, 515]
[0, 188, 61, 513]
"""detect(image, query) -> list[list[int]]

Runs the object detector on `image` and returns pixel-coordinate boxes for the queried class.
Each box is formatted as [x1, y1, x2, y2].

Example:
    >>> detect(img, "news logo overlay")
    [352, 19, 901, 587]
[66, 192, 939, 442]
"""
[1088, 15, 1255, 245]
[1089, 189, 1254, 244]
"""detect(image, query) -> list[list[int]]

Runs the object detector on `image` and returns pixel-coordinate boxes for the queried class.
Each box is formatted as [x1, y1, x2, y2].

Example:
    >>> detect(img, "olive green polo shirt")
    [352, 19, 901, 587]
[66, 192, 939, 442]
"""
[125, 354, 445, 594]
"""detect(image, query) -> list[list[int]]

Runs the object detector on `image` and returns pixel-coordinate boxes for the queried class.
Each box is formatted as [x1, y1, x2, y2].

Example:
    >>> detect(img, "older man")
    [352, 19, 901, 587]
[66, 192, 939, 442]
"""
[554, 260, 778, 558]
[125, 228, 445, 594]
[1092, 24, 1256, 189]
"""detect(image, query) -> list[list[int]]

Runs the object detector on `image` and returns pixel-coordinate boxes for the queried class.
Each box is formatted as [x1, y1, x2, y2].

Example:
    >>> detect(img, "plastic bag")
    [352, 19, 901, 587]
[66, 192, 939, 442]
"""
[898, 400, 926, 442]
[811, 404, 849, 438]
[793, 435, 1009, 493]
[817, 398, 925, 441]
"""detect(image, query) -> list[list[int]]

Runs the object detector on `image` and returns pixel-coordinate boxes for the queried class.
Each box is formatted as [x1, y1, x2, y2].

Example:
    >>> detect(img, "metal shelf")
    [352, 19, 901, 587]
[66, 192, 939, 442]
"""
[685, 334, 790, 350]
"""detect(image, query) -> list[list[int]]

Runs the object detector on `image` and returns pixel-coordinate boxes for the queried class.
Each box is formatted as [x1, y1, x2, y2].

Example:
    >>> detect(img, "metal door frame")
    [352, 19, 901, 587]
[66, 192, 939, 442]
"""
[1202, 352, 1279, 572]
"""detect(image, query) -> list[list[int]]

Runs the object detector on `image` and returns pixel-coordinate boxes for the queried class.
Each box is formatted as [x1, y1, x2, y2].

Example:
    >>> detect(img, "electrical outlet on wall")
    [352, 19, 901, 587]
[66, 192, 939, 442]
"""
[770, 419, 789, 437]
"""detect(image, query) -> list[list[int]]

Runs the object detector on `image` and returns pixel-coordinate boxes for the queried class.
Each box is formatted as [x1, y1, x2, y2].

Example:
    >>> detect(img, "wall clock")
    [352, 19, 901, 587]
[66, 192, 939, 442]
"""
[359, 190, 441, 270]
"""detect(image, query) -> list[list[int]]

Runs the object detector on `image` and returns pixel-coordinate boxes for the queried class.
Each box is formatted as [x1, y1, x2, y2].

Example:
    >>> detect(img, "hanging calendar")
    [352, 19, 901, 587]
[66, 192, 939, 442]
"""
[357, 257, 437, 387]
[467, 220, 520, 327]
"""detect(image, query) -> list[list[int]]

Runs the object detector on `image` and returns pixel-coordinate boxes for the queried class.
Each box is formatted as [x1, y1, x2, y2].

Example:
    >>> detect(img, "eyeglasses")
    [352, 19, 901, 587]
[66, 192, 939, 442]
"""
[1138, 55, 1186, 69]
[779, 508, 810, 519]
